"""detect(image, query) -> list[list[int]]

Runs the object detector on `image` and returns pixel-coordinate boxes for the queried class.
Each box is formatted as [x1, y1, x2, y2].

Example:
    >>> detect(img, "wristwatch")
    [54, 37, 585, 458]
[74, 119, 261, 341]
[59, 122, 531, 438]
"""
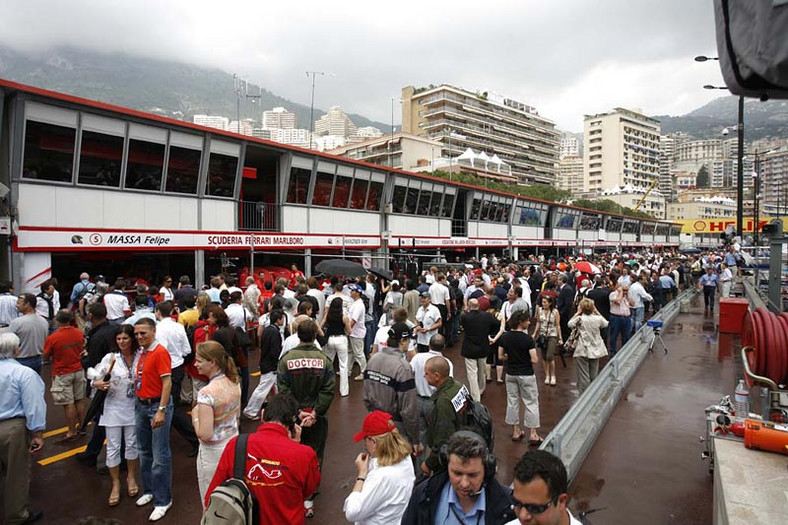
[157, 405, 167, 412]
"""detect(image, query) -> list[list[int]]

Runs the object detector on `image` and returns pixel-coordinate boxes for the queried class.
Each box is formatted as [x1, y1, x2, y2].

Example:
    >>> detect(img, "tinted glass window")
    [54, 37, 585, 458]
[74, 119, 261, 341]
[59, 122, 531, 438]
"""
[22, 121, 75, 183]
[77, 130, 123, 187]
[470, 197, 481, 220]
[417, 189, 431, 215]
[206, 153, 237, 197]
[166, 146, 201, 195]
[287, 166, 311, 204]
[501, 202, 512, 223]
[349, 178, 368, 209]
[442, 193, 454, 218]
[429, 193, 442, 217]
[405, 185, 419, 214]
[332, 174, 352, 208]
[126, 139, 165, 191]
[391, 185, 407, 213]
[367, 181, 383, 211]
[481, 200, 493, 221]
[607, 218, 623, 232]
[313, 170, 334, 207]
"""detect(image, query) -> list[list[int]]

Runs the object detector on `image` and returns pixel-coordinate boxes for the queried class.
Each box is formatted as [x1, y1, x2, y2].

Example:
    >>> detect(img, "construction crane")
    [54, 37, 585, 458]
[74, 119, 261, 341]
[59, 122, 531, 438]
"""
[633, 179, 658, 212]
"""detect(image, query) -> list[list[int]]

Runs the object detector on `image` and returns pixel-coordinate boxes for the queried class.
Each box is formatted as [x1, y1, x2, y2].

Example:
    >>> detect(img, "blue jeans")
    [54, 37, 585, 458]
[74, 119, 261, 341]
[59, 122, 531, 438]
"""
[608, 315, 631, 357]
[15, 356, 42, 375]
[631, 307, 644, 334]
[135, 399, 173, 507]
[364, 317, 376, 358]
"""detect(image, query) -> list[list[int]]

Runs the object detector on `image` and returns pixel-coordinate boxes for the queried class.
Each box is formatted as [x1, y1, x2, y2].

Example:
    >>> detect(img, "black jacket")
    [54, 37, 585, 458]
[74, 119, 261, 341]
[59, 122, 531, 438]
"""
[460, 310, 498, 359]
[259, 324, 282, 374]
[401, 470, 515, 525]
[556, 284, 575, 319]
[84, 321, 116, 369]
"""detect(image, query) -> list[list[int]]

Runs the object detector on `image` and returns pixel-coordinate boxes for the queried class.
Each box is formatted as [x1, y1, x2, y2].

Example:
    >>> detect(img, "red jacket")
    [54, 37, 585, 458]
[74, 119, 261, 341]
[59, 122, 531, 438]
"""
[186, 320, 213, 381]
[205, 423, 321, 524]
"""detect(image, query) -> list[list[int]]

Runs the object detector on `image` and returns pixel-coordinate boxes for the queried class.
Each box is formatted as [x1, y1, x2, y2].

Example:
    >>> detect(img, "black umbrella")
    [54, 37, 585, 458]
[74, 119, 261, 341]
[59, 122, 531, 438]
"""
[680, 248, 702, 254]
[79, 355, 116, 432]
[368, 266, 394, 281]
[315, 259, 367, 278]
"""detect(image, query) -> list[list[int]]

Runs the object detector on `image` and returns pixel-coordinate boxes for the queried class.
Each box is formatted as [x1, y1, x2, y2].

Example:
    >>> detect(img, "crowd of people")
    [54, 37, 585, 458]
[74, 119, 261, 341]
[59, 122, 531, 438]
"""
[0, 245, 740, 524]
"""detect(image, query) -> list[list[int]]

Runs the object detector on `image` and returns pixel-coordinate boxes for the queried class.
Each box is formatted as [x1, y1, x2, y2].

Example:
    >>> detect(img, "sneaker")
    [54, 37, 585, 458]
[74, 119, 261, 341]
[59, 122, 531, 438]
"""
[550, 376, 556, 386]
[136, 493, 153, 507]
[544, 377, 550, 385]
[149, 502, 172, 521]
[354, 373, 364, 381]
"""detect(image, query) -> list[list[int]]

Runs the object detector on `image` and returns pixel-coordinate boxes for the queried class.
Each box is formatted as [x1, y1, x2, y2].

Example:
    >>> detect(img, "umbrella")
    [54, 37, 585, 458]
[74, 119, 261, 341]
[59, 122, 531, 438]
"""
[681, 248, 702, 255]
[315, 259, 367, 278]
[79, 355, 116, 432]
[574, 261, 601, 274]
[367, 266, 394, 281]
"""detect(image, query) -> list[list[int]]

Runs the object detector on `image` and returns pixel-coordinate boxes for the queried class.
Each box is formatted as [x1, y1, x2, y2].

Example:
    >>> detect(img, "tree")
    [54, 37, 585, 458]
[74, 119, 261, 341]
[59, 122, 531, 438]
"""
[696, 165, 709, 188]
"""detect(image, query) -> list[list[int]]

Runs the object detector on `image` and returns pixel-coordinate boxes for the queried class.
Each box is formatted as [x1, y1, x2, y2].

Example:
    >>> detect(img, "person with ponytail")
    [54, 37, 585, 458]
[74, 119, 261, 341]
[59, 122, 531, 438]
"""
[192, 340, 241, 506]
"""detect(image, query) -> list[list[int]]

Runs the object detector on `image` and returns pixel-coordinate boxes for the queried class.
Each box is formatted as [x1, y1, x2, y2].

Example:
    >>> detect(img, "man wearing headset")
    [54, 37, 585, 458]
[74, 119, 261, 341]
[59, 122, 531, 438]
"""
[402, 431, 515, 524]
[507, 450, 581, 525]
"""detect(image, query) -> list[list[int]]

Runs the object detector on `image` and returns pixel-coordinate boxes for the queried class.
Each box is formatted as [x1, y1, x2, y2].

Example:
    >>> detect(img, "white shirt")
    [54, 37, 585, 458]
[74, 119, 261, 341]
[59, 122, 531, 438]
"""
[279, 334, 322, 359]
[0, 293, 20, 326]
[506, 510, 582, 525]
[103, 291, 130, 320]
[326, 292, 352, 317]
[373, 325, 390, 352]
[154, 317, 191, 369]
[225, 303, 247, 329]
[415, 304, 441, 347]
[410, 350, 453, 396]
[428, 282, 450, 306]
[160, 287, 174, 302]
[306, 288, 326, 320]
[343, 456, 415, 525]
[628, 281, 653, 309]
[349, 298, 367, 339]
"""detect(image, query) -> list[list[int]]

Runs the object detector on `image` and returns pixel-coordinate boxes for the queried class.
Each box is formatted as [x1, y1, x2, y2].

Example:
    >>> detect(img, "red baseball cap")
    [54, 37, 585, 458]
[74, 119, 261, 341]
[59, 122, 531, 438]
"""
[353, 411, 395, 442]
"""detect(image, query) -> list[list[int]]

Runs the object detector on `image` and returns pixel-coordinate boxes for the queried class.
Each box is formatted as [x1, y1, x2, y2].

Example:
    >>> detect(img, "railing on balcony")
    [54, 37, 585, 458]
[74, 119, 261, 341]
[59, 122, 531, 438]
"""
[239, 200, 278, 232]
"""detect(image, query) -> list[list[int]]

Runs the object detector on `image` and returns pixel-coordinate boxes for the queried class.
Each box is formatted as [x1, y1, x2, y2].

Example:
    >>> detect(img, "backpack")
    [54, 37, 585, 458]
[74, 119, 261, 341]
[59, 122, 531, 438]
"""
[202, 434, 255, 525]
[183, 324, 199, 364]
[459, 396, 495, 453]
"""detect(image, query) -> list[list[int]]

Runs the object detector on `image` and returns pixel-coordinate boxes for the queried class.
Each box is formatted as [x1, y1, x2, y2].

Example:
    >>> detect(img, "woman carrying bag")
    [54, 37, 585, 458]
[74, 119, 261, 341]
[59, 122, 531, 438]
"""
[531, 295, 562, 386]
[568, 298, 609, 395]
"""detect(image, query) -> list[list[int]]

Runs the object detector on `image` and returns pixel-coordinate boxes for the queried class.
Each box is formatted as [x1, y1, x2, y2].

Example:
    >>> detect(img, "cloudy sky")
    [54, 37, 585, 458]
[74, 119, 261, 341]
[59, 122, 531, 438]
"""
[1, 0, 725, 132]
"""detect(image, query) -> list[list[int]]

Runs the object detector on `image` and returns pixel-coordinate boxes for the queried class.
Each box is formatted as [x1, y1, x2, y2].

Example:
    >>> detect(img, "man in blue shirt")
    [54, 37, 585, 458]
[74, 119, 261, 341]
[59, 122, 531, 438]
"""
[0, 332, 46, 524]
[698, 267, 720, 312]
[402, 431, 514, 524]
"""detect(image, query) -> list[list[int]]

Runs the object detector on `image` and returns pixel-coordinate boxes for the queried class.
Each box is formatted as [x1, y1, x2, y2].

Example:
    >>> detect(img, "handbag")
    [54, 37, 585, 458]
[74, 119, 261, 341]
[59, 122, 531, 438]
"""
[564, 317, 581, 354]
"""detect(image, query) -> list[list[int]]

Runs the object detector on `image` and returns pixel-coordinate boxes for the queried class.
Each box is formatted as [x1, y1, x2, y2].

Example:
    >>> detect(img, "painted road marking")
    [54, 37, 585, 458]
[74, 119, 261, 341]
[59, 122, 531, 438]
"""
[43, 422, 92, 439]
[251, 371, 261, 377]
[38, 440, 107, 466]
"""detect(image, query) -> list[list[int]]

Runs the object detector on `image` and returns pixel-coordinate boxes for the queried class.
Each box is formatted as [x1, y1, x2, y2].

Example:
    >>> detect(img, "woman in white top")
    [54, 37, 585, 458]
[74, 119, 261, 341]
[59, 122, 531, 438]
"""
[344, 411, 416, 525]
[89, 324, 140, 506]
[568, 298, 609, 395]
[192, 340, 241, 506]
[531, 295, 562, 386]
[159, 275, 174, 302]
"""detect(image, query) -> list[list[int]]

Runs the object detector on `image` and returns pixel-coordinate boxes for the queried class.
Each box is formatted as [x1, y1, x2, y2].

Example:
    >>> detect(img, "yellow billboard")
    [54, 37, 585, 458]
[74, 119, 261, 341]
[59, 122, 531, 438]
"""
[673, 217, 788, 234]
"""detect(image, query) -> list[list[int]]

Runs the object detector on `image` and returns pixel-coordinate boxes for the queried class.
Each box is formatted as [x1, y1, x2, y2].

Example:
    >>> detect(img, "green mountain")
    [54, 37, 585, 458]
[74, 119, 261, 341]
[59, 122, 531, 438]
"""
[654, 95, 788, 140]
[0, 45, 389, 131]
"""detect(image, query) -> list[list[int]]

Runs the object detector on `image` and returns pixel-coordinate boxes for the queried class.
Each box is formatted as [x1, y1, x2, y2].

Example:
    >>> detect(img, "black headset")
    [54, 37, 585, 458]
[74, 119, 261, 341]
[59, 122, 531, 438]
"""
[438, 430, 497, 483]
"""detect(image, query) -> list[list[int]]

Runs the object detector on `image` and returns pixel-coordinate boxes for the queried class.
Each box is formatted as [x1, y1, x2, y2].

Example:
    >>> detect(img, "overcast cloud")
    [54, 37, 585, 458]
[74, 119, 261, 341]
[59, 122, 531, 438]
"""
[1, 0, 724, 132]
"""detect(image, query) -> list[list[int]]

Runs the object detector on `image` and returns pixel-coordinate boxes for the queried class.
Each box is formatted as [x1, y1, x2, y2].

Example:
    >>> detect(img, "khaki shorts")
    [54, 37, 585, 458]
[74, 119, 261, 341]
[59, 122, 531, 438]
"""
[540, 336, 558, 362]
[51, 370, 86, 405]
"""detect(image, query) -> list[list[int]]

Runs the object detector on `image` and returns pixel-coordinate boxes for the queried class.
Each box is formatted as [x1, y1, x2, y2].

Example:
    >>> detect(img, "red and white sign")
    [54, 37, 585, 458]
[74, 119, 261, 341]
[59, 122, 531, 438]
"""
[15, 227, 381, 252]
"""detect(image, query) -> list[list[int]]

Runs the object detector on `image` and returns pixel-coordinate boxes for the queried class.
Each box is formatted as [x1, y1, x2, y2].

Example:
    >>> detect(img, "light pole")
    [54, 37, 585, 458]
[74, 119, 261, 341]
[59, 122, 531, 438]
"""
[752, 153, 761, 248]
[306, 71, 333, 150]
[696, 55, 745, 239]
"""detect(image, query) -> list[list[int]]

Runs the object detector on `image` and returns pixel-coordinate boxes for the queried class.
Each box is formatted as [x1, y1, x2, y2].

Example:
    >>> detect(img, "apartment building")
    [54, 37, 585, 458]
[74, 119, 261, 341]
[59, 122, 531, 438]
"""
[315, 106, 358, 138]
[558, 155, 584, 194]
[262, 107, 296, 130]
[329, 132, 442, 170]
[667, 196, 737, 220]
[401, 84, 559, 185]
[583, 108, 661, 193]
[193, 114, 229, 131]
[560, 135, 580, 158]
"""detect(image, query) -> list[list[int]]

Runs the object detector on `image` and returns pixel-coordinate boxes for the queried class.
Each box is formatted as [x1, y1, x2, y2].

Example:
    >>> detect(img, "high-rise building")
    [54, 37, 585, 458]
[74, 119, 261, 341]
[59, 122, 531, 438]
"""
[267, 128, 311, 149]
[228, 120, 254, 136]
[583, 108, 661, 193]
[314, 106, 358, 138]
[193, 114, 229, 131]
[262, 107, 296, 130]
[558, 155, 584, 195]
[759, 146, 788, 214]
[329, 132, 443, 171]
[401, 84, 559, 185]
[659, 133, 688, 202]
[560, 134, 580, 158]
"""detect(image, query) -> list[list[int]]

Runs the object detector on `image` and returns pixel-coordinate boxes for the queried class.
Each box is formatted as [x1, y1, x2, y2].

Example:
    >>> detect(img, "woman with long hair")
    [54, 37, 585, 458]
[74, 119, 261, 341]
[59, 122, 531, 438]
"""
[184, 293, 213, 402]
[192, 340, 241, 506]
[320, 296, 351, 396]
[568, 298, 609, 395]
[89, 324, 140, 506]
[498, 310, 541, 443]
[344, 411, 415, 524]
[531, 295, 562, 386]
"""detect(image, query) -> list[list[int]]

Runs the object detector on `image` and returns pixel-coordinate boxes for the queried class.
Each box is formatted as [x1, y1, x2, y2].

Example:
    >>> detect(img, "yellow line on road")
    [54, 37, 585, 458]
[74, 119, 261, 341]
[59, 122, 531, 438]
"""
[251, 371, 261, 377]
[37, 439, 107, 466]
[43, 422, 92, 439]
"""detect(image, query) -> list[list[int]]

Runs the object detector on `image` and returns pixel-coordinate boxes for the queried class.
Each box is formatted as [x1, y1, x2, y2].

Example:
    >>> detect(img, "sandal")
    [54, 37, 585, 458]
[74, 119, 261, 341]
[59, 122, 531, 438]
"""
[54, 433, 79, 444]
[108, 489, 121, 507]
[528, 437, 544, 446]
[127, 484, 140, 498]
[511, 433, 525, 442]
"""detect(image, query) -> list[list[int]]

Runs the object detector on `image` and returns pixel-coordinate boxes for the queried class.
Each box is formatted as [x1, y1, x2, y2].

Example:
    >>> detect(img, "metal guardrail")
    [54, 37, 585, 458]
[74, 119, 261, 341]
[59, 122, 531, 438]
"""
[540, 288, 697, 483]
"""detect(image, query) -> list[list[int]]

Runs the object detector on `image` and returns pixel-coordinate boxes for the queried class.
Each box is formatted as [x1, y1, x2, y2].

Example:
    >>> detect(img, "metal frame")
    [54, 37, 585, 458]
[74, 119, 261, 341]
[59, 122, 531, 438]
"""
[540, 288, 696, 483]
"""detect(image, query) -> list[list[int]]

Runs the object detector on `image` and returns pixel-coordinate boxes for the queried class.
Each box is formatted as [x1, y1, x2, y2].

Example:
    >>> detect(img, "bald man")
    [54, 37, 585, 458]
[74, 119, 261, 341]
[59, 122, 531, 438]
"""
[421, 355, 470, 475]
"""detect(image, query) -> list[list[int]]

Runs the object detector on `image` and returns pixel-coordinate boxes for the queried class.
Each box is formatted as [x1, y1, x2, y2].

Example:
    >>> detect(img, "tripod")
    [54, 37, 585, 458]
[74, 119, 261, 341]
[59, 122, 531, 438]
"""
[647, 320, 668, 354]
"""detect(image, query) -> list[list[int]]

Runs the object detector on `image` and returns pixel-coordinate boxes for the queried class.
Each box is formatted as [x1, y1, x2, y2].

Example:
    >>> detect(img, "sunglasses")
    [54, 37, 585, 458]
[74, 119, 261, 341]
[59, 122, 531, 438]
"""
[511, 494, 558, 515]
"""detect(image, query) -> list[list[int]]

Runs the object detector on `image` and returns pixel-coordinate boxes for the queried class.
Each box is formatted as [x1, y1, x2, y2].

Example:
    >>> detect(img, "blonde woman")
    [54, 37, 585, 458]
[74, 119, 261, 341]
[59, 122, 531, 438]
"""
[568, 298, 609, 395]
[192, 340, 241, 505]
[344, 411, 415, 524]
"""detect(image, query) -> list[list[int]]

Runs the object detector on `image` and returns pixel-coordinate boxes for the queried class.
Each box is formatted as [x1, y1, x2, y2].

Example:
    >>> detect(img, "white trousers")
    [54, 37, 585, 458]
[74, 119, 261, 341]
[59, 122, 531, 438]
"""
[244, 372, 277, 418]
[324, 335, 350, 396]
[105, 424, 138, 468]
[349, 336, 367, 376]
[464, 357, 487, 402]
[197, 436, 234, 508]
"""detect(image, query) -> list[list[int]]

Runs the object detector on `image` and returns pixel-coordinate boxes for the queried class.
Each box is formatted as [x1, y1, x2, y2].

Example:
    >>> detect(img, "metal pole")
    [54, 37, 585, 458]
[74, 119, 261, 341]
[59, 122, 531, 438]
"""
[736, 95, 744, 239]
[309, 73, 317, 150]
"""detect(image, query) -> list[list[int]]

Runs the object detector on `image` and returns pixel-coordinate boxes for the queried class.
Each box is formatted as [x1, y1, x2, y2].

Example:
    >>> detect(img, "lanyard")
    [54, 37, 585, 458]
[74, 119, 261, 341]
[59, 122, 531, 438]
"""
[135, 347, 149, 392]
[449, 504, 482, 525]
